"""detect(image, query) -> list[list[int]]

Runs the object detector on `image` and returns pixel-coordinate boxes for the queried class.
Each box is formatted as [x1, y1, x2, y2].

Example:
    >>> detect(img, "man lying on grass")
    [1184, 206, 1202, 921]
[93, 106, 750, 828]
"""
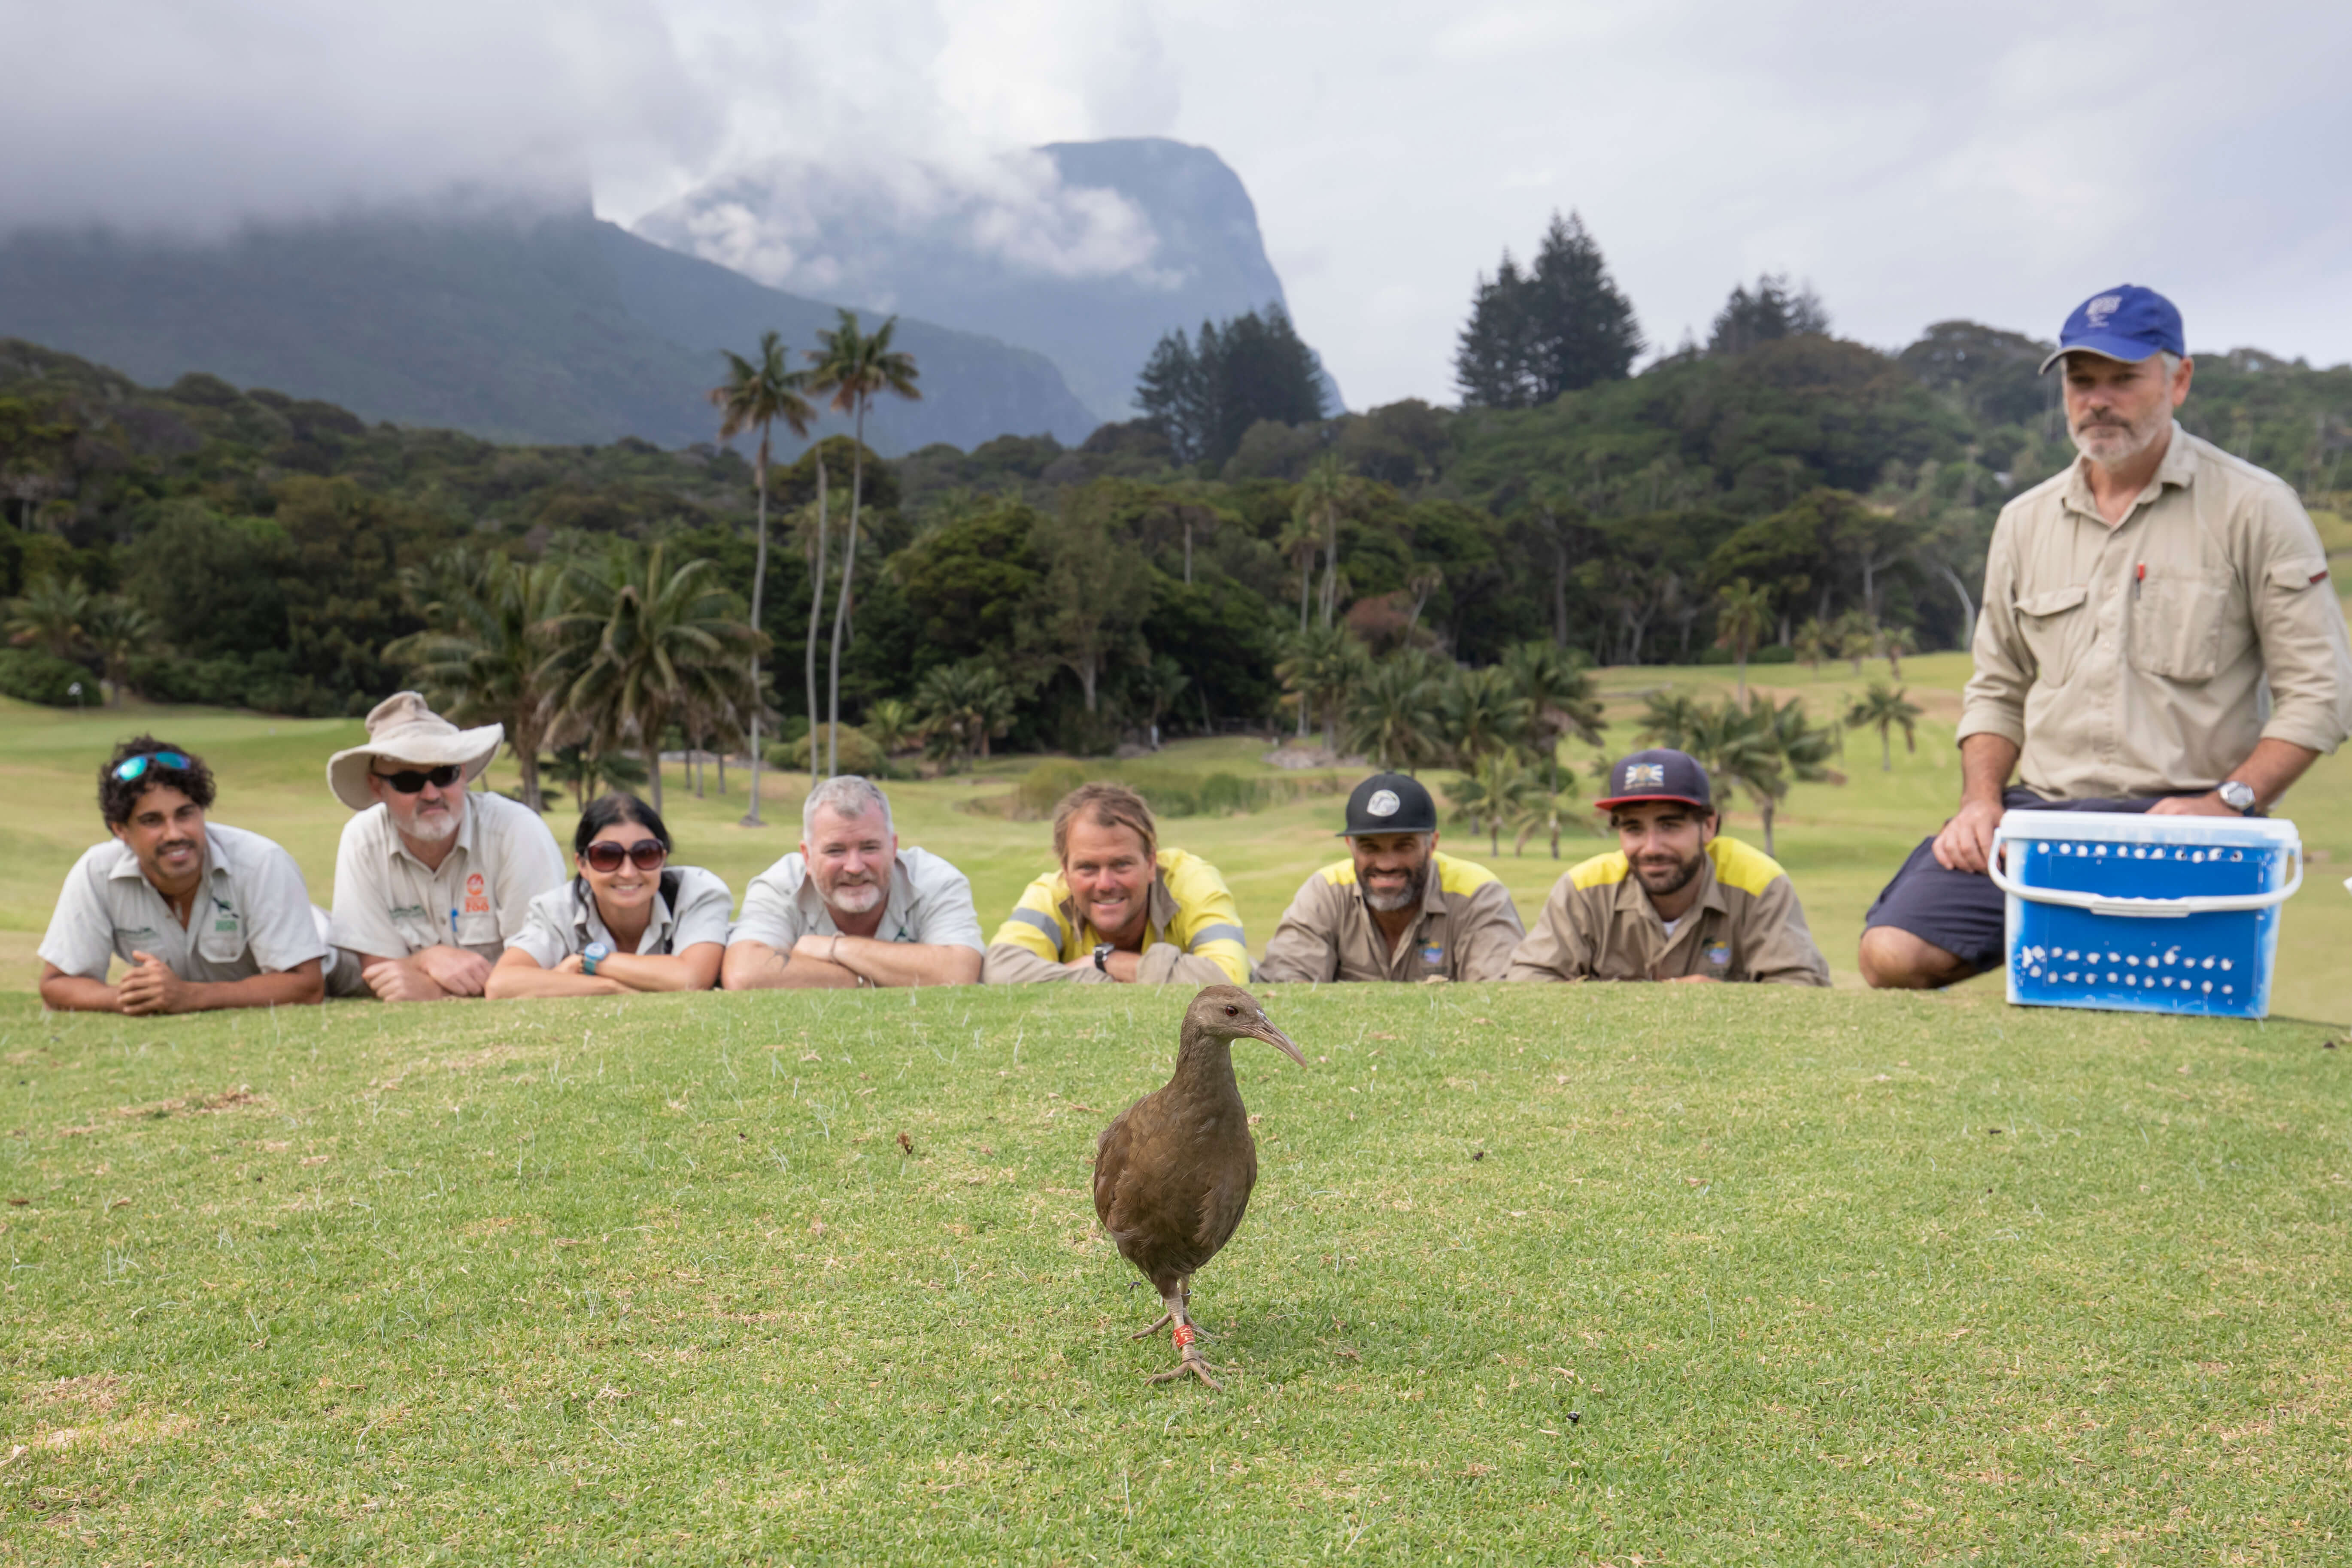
[325, 693, 567, 1003]
[38, 737, 329, 1014]
[984, 782, 1248, 985]
[721, 776, 983, 989]
[486, 793, 731, 998]
[1258, 771, 1524, 983]
[1508, 749, 1829, 985]
[1859, 284, 2352, 989]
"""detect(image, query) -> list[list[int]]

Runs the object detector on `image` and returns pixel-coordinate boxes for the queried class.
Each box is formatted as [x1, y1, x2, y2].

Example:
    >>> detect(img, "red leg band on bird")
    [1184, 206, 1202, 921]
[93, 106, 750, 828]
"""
[1173, 1323, 1196, 1349]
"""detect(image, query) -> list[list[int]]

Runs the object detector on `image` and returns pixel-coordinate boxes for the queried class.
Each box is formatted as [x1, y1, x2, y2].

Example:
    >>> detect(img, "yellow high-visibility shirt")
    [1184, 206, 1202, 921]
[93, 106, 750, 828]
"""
[989, 847, 1248, 985]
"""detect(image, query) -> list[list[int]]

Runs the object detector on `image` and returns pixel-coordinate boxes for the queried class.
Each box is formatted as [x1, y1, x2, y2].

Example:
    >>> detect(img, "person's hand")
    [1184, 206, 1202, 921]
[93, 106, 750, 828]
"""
[2147, 791, 2237, 818]
[1664, 974, 1720, 984]
[416, 944, 492, 997]
[1420, 974, 1450, 984]
[117, 952, 193, 1015]
[1931, 796, 2006, 874]
[792, 934, 838, 965]
[366, 959, 448, 1003]
[554, 954, 589, 975]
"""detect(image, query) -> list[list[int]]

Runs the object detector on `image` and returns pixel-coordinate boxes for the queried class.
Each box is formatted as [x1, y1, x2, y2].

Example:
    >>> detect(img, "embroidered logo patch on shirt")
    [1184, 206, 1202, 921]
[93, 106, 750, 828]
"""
[1706, 943, 1731, 967]
[463, 872, 490, 916]
[1421, 945, 1445, 966]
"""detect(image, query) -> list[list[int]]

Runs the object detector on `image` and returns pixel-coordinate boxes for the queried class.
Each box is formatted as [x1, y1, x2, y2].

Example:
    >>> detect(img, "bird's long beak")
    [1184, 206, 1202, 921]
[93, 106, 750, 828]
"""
[1247, 1011, 1306, 1066]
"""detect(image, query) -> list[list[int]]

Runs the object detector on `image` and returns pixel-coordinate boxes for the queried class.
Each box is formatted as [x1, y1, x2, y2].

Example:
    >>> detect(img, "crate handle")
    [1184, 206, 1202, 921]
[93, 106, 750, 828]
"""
[1989, 851, 2302, 918]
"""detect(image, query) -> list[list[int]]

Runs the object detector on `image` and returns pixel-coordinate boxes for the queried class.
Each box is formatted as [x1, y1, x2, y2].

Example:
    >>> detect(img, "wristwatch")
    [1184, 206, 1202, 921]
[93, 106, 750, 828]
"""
[1092, 942, 1116, 973]
[582, 941, 611, 975]
[2216, 780, 2260, 816]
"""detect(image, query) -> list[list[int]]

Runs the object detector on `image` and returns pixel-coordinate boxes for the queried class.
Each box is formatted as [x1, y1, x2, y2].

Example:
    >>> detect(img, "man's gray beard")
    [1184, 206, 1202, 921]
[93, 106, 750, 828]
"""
[826, 879, 885, 916]
[400, 803, 461, 845]
[1363, 862, 1429, 913]
[2071, 406, 2168, 468]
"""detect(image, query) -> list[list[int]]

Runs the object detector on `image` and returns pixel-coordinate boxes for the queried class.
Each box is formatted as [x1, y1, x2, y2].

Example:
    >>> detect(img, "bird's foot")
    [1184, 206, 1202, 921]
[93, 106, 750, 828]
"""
[1130, 1310, 1174, 1340]
[1145, 1322, 1225, 1390]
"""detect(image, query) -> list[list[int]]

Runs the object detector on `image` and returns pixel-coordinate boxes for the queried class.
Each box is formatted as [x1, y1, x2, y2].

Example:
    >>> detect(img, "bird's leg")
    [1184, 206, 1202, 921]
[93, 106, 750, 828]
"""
[1146, 1281, 1222, 1390]
[1128, 1285, 1192, 1340]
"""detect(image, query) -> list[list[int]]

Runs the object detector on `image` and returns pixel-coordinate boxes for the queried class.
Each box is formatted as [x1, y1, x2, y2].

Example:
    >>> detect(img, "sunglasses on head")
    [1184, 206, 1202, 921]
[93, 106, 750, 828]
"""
[373, 764, 463, 795]
[582, 838, 668, 874]
[112, 751, 192, 782]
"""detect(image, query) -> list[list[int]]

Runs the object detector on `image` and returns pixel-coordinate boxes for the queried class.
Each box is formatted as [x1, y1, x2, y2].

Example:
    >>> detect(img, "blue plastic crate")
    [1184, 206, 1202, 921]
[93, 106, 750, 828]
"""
[1990, 811, 2303, 1019]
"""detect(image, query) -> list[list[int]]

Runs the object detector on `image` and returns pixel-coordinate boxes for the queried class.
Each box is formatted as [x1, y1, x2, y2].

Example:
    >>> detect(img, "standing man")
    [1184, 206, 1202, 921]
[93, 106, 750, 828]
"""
[1508, 749, 1829, 985]
[326, 692, 567, 1001]
[984, 782, 1247, 985]
[722, 776, 984, 989]
[39, 738, 328, 1013]
[1861, 286, 2352, 988]
[1259, 772, 1524, 983]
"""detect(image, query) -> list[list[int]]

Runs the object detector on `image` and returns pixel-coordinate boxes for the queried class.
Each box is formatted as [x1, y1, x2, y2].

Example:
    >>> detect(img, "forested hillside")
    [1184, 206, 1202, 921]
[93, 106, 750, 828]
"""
[2, 312, 2345, 758]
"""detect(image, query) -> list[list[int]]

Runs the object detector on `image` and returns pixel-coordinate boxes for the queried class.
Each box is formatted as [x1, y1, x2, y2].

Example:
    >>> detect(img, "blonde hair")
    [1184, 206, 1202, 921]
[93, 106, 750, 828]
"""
[1052, 782, 1157, 864]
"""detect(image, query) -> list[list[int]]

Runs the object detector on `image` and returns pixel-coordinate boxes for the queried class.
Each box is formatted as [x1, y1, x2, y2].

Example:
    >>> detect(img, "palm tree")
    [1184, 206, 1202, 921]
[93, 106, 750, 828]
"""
[1275, 622, 1356, 747]
[1845, 680, 1922, 773]
[1500, 639, 1604, 796]
[541, 542, 763, 814]
[389, 549, 569, 810]
[711, 331, 815, 826]
[1277, 502, 1322, 643]
[1403, 563, 1445, 640]
[539, 743, 647, 807]
[1298, 453, 1352, 626]
[786, 493, 833, 787]
[1135, 656, 1190, 748]
[1445, 748, 1539, 856]
[1511, 773, 1586, 860]
[806, 310, 920, 777]
[1791, 617, 1832, 672]
[915, 660, 1016, 771]
[1712, 578, 1774, 703]
[84, 595, 156, 706]
[1832, 609, 1877, 675]
[1439, 664, 1532, 767]
[1878, 622, 1918, 677]
[1345, 651, 1443, 772]
[1635, 688, 1706, 752]
[864, 697, 918, 758]
[4, 574, 91, 660]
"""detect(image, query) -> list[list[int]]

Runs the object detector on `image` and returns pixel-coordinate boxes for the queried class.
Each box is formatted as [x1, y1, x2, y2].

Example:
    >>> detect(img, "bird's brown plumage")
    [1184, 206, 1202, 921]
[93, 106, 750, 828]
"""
[1093, 983, 1304, 1387]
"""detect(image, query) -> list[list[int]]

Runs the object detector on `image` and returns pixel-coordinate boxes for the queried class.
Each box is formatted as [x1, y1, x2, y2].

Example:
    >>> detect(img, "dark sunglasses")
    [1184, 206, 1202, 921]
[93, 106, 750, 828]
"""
[372, 764, 463, 794]
[582, 838, 668, 874]
[112, 750, 192, 782]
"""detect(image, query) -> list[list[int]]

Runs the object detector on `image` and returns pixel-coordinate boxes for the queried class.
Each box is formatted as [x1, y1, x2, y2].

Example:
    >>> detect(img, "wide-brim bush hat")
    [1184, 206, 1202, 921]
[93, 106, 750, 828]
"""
[326, 691, 504, 811]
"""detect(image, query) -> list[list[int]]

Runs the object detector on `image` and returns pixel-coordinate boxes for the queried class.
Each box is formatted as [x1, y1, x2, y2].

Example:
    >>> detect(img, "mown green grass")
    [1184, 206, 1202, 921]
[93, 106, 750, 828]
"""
[4, 650, 2349, 1022]
[3, 984, 2347, 1562]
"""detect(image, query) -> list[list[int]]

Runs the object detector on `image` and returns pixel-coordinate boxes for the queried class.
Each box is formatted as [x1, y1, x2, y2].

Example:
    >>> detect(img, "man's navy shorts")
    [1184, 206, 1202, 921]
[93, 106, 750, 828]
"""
[1862, 789, 2177, 971]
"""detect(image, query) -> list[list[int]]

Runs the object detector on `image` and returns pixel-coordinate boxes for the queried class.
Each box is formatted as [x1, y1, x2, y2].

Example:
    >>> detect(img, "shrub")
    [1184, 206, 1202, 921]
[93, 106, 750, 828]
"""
[0, 648, 91, 706]
[768, 725, 888, 777]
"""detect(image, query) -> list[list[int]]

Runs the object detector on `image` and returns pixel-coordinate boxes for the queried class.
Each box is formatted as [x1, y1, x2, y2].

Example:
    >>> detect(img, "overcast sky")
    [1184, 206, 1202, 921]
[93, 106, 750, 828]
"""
[7, 0, 2347, 409]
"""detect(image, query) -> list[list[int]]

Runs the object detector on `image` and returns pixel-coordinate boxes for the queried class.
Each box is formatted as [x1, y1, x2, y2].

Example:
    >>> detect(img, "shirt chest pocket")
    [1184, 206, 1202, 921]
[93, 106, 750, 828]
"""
[196, 917, 246, 966]
[2128, 570, 2237, 682]
[2015, 584, 2090, 684]
[455, 910, 503, 950]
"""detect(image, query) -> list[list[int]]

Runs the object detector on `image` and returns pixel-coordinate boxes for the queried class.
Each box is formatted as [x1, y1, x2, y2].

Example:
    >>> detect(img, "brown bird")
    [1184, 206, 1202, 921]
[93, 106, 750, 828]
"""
[1093, 983, 1305, 1389]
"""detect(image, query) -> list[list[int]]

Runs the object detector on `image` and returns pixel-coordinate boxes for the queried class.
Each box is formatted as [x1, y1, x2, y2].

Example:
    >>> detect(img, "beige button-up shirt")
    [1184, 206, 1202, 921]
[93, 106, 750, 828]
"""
[1258, 849, 1524, 983]
[328, 789, 567, 962]
[1959, 425, 2352, 800]
[39, 822, 328, 983]
[1505, 837, 1829, 986]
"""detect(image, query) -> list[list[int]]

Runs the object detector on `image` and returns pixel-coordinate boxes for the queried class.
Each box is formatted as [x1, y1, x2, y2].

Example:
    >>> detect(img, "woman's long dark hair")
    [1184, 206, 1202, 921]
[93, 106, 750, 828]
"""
[572, 792, 679, 924]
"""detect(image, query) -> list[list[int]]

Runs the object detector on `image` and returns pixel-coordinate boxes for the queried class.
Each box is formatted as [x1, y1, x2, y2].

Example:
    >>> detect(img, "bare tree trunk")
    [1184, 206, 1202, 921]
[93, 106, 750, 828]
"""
[741, 424, 773, 826]
[1184, 520, 1193, 585]
[1319, 502, 1339, 626]
[806, 456, 830, 789]
[828, 412, 864, 778]
[1927, 558, 1976, 650]
[1760, 798, 1775, 858]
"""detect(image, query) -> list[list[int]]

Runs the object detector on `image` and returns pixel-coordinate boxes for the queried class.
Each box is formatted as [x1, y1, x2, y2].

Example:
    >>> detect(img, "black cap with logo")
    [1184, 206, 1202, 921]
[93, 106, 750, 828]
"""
[1593, 748, 1712, 812]
[1338, 771, 1439, 836]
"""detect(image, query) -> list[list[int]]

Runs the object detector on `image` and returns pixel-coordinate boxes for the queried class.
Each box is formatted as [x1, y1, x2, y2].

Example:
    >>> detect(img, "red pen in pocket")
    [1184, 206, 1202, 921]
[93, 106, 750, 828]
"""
[2134, 562, 2145, 599]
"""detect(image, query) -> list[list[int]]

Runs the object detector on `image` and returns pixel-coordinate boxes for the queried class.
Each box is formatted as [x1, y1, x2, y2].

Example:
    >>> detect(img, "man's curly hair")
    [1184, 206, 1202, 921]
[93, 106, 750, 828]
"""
[98, 736, 215, 826]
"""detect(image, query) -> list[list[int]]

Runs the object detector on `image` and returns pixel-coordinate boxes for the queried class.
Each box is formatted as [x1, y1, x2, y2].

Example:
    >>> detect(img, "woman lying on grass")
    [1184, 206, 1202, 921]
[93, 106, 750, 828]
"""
[486, 793, 731, 998]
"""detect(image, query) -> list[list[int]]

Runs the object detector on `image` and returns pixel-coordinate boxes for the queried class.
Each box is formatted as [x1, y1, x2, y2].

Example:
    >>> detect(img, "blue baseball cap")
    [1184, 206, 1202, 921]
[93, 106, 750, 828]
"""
[2037, 285, 2186, 374]
[1595, 749, 1712, 813]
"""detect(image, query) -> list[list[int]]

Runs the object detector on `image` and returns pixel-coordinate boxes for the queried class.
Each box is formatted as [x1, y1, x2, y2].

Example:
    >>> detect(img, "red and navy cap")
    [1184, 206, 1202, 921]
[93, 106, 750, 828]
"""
[2037, 284, 2185, 375]
[1594, 748, 1712, 812]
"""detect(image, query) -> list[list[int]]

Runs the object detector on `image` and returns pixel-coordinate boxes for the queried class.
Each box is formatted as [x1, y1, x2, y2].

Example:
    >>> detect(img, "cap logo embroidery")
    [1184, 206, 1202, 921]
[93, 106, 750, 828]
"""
[2085, 294, 2121, 326]
[1367, 789, 1401, 817]
[1626, 763, 1665, 788]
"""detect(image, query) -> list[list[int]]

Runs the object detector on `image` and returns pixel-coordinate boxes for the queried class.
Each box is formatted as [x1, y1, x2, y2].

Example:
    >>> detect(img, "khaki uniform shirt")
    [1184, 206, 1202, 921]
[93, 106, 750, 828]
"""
[328, 790, 567, 962]
[1505, 837, 1829, 986]
[984, 848, 1248, 986]
[1258, 850, 1524, 983]
[507, 866, 735, 968]
[39, 822, 328, 983]
[1959, 426, 2352, 799]
[731, 847, 984, 953]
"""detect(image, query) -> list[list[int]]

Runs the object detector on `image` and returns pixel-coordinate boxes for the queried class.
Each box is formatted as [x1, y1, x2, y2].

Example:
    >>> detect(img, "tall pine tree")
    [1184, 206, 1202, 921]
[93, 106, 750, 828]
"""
[1707, 273, 1830, 356]
[1455, 211, 1641, 408]
[1135, 305, 1328, 469]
